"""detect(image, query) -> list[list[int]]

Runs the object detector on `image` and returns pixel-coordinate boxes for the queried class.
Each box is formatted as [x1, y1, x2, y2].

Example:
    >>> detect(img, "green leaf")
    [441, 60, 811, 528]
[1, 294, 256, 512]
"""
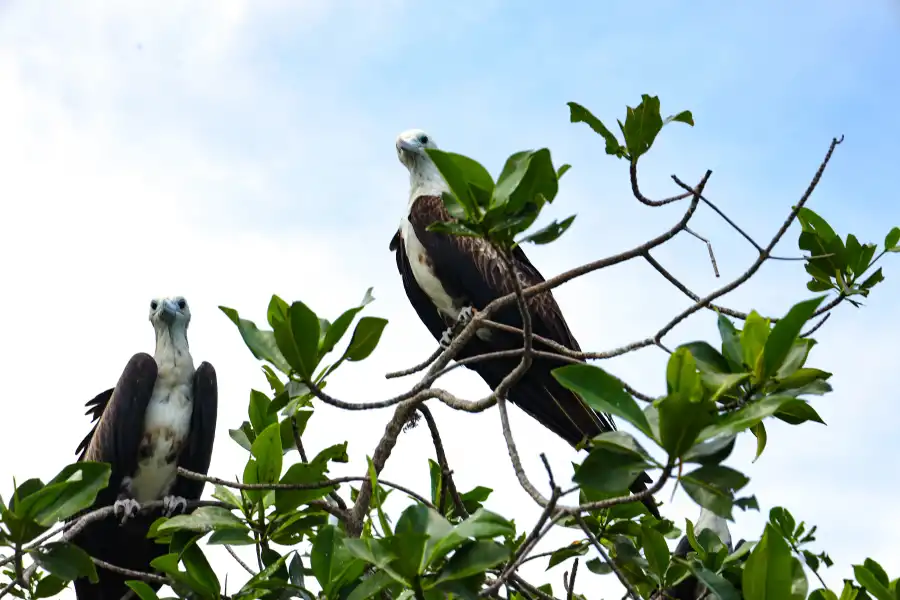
[762, 296, 826, 379]
[683, 434, 737, 465]
[860, 267, 885, 290]
[658, 385, 715, 460]
[347, 571, 396, 600]
[321, 288, 375, 355]
[15, 462, 111, 527]
[435, 541, 509, 583]
[666, 347, 703, 400]
[574, 434, 652, 493]
[275, 463, 334, 513]
[681, 465, 749, 520]
[125, 581, 161, 600]
[686, 565, 741, 600]
[742, 524, 793, 600]
[32, 542, 99, 583]
[698, 395, 798, 441]
[343, 316, 388, 362]
[641, 526, 670, 581]
[680, 341, 732, 374]
[311, 525, 341, 589]
[249, 390, 277, 435]
[665, 110, 695, 127]
[33, 575, 69, 599]
[854, 564, 895, 600]
[885, 227, 900, 251]
[493, 148, 560, 218]
[790, 556, 809, 599]
[546, 541, 589, 570]
[250, 421, 283, 484]
[220, 306, 291, 373]
[557, 164, 572, 179]
[809, 590, 839, 600]
[425, 149, 491, 218]
[155, 506, 247, 535]
[553, 364, 652, 437]
[288, 300, 321, 379]
[751, 422, 768, 462]
[774, 399, 826, 426]
[585, 557, 613, 575]
[567, 102, 624, 157]
[621, 94, 664, 159]
[228, 421, 254, 452]
[519, 215, 576, 245]
[717, 314, 744, 372]
[741, 311, 771, 376]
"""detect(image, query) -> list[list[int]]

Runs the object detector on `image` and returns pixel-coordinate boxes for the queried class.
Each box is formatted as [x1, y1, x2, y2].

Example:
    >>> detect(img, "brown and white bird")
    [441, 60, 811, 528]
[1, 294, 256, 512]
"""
[389, 129, 660, 518]
[70, 296, 218, 600]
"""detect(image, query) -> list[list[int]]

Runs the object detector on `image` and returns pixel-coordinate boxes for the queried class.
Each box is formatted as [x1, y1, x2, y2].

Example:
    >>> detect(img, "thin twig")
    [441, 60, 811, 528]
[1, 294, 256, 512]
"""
[800, 312, 831, 337]
[684, 226, 720, 277]
[225, 545, 256, 576]
[564, 558, 579, 600]
[630, 159, 693, 207]
[575, 514, 639, 600]
[416, 405, 469, 519]
[92, 557, 169, 586]
[385, 346, 444, 379]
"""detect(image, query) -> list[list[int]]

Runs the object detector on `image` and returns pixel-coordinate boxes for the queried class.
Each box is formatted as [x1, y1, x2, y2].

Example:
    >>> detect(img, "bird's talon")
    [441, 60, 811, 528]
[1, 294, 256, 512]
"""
[439, 328, 453, 349]
[113, 498, 141, 525]
[163, 495, 188, 516]
[457, 306, 476, 324]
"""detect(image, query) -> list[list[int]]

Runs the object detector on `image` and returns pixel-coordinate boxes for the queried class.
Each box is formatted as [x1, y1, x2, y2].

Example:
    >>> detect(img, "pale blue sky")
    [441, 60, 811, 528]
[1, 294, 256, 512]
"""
[0, 1, 897, 597]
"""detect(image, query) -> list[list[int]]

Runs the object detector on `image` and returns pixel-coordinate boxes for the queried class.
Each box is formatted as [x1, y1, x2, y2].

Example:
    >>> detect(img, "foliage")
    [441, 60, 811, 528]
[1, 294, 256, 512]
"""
[2, 95, 898, 600]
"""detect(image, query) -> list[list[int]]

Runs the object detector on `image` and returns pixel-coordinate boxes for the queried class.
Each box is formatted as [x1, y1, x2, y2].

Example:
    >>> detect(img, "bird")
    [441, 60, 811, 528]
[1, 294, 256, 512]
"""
[389, 128, 660, 518]
[69, 296, 218, 600]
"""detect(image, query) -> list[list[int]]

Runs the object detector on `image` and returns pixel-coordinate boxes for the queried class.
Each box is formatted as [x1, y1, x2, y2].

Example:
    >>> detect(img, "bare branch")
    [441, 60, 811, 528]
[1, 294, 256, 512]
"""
[416, 405, 469, 519]
[92, 557, 169, 586]
[385, 346, 444, 379]
[630, 159, 693, 206]
[683, 226, 720, 277]
[575, 513, 639, 600]
[225, 544, 256, 576]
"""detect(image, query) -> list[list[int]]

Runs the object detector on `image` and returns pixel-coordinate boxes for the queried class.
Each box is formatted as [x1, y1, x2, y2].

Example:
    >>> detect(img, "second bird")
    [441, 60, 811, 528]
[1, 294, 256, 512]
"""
[389, 129, 660, 518]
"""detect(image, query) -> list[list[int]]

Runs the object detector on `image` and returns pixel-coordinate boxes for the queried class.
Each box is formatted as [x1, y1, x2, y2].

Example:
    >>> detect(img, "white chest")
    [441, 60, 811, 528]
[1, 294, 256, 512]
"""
[401, 218, 461, 319]
[126, 359, 195, 502]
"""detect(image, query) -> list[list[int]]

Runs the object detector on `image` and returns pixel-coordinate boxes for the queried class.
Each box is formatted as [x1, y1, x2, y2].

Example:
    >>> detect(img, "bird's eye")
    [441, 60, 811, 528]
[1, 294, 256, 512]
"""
[150, 300, 158, 310]
[177, 298, 187, 310]
[418, 134, 428, 144]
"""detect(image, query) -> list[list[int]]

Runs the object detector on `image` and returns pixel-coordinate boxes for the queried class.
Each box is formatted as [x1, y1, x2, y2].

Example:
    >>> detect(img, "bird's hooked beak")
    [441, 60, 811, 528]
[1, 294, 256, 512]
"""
[397, 138, 418, 154]
[160, 299, 179, 326]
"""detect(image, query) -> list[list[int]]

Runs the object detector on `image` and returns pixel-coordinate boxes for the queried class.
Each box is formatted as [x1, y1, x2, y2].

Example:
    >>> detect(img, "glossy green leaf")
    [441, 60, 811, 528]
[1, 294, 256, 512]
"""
[567, 101, 625, 157]
[641, 526, 670, 581]
[681, 465, 749, 520]
[741, 311, 771, 375]
[698, 395, 798, 441]
[762, 296, 826, 379]
[250, 421, 283, 484]
[15, 462, 111, 527]
[774, 399, 826, 426]
[854, 564, 895, 600]
[742, 524, 793, 600]
[125, 581, 162, 600]
[546, 540, 589, 570]
[275, 463, 334, 513]
[493, 148, 560, 217]
[321, 288, 375, 355]
[519, 214, 576, 245]
[683, 434, 737, 465]
[33, 574, 69, 599]
[343, 316, 388, 362]
[620, 94, 665, 159]
[658, 391, 715, 459]
[717, 314, 744, 372]
[687, 565, 741, 600]
[32, 542, 98, 583]
[287, 300, 321, 379]
[425, 149, 489, 218]
[155, 506, 247, 535]
[435, 541, 509, 583]
[574, 437, 652, 493]
[553, 364, 652, 437]
[751, 422, 768, 462]
[219, 306, 291, 373]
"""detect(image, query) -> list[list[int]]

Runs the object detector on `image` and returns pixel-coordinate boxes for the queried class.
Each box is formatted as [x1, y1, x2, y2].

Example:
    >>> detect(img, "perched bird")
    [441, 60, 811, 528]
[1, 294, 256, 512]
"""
[389, 129, 660, 518]
[652, 507, 741, 599]
[70, 296, 218, 600]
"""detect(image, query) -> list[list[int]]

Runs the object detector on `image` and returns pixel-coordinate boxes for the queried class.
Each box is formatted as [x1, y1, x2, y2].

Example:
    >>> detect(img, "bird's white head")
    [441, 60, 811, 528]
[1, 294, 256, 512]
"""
[395, 129, 447, 202]
[148, 295, 192, 350]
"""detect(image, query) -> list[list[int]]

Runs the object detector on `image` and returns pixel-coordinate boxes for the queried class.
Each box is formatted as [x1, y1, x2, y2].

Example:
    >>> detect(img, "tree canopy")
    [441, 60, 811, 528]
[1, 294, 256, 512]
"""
[2, 95, 898, 600]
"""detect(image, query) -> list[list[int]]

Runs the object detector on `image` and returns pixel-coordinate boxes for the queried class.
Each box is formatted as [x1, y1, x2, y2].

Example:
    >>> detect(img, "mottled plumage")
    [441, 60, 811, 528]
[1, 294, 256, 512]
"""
[391, 129, 660, 518]
[69, 297, 218, 600]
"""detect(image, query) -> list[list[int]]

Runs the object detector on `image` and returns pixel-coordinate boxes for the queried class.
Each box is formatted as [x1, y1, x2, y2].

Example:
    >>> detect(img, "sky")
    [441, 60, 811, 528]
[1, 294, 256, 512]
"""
[0, 0, 898, 597]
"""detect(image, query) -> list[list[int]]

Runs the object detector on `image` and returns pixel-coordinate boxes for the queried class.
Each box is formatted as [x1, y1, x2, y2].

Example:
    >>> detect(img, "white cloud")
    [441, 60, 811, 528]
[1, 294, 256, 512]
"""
[0, 2, 897, 598]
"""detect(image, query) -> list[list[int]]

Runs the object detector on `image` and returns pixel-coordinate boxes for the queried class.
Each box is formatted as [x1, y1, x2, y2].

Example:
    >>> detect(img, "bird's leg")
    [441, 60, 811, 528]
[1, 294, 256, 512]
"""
[440, 306, 479, 349]
[113, 497, 142, 525]
[162, 495, 188, 516]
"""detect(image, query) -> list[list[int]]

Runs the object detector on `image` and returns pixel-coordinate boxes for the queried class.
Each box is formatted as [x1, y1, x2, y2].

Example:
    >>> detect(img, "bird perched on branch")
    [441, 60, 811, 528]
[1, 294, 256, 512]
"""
[389, 129, 660, 518]
[70, 296, 218, 600]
